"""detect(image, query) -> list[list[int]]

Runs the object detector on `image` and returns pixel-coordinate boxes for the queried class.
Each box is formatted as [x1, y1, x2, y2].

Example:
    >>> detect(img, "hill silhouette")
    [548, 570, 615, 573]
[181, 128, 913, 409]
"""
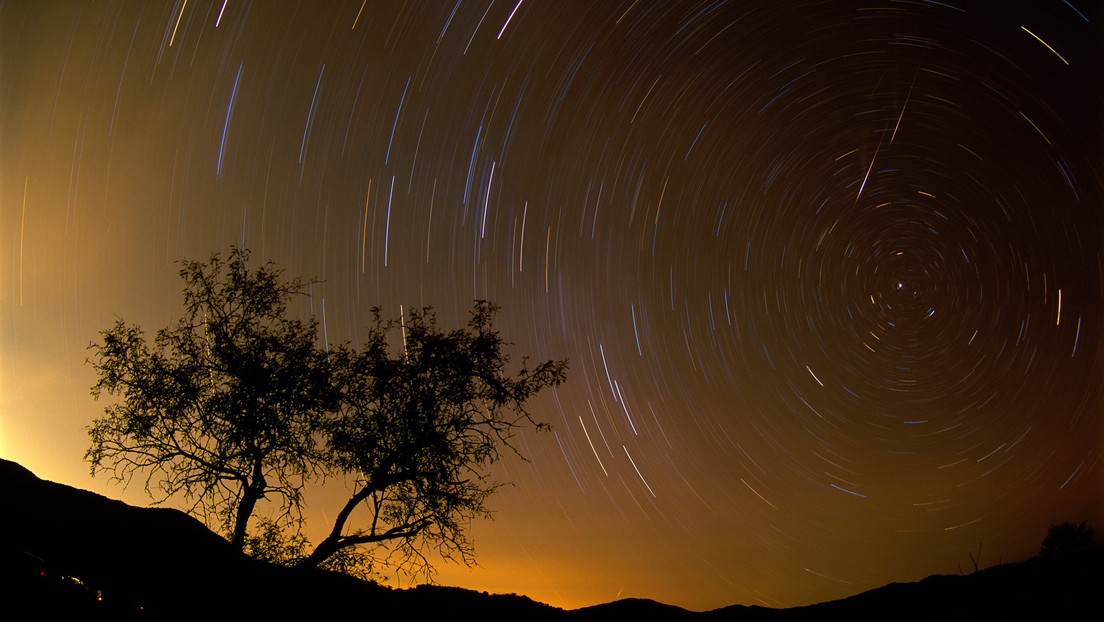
[2, 458, 1099, 620]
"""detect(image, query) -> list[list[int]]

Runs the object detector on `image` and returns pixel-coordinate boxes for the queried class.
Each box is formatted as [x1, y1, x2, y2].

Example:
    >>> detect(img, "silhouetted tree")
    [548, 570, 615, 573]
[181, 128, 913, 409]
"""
[1040, 521, 1094, 556]
[297, 303, 567, 578]
[88, 249, 567, 579]
[87, 248, 335, 550]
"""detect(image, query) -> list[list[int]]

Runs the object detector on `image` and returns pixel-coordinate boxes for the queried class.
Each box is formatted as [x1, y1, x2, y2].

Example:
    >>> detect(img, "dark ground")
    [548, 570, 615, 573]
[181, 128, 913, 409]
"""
[2, 458, 1099, 620]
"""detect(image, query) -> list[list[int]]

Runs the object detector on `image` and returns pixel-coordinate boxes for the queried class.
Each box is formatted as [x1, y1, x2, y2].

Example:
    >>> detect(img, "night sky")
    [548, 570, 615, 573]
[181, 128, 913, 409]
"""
[2, 0, 1101, 611]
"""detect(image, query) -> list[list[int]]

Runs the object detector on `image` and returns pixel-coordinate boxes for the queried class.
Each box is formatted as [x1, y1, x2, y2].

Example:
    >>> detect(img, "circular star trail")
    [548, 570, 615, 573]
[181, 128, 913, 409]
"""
[2, 0, 1100, 611]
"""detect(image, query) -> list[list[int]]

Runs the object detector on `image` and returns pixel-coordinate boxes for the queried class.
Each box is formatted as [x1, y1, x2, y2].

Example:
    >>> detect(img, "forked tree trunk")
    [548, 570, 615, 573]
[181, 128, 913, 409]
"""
[298, 485, 372, 568]
[299, 534, 343, 569]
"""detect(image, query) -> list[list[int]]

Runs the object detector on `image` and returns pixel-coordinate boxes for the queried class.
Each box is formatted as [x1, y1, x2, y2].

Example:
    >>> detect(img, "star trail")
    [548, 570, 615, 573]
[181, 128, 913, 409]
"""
[2, 0, 1101, 611]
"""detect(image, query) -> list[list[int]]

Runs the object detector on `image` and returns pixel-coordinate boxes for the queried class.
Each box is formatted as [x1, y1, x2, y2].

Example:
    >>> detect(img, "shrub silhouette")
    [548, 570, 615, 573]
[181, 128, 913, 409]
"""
[244, 517, 376, 580]
[244, 517, 309, 565]
[1040, 521, 1094, 556]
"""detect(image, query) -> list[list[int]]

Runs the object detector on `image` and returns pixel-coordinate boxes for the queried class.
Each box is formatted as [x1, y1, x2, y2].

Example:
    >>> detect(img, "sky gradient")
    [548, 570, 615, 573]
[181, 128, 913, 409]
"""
[2, 0, 1101, 612]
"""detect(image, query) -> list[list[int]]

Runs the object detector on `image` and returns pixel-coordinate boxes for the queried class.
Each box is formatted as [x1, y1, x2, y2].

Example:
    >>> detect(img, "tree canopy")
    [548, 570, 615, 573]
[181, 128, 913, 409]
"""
[304, 304, 567, 576]
[87, 248, 333, 550]
[1040, 521, 1095, 557]
[87, 248, 566, 578]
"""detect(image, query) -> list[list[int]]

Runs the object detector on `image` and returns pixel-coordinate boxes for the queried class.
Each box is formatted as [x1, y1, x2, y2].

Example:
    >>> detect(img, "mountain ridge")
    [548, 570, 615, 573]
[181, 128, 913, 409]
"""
[1, 458, 1098, 620]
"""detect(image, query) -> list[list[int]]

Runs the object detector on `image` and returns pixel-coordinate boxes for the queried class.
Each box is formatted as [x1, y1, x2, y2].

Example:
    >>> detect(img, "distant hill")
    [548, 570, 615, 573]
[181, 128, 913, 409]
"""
[2, 458, 1099, 620]
[0, 458, 559, 620]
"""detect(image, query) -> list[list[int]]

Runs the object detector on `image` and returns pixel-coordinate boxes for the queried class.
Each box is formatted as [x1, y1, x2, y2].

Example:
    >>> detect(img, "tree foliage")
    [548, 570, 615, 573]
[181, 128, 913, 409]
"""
[87, 248, 566, 579]
[87, 248, 333, 549]
[302, 304, 567, 577]
[243, 517, 309, 565]
[1040, 521, 1095, 557]
[244, 518, 376, 581]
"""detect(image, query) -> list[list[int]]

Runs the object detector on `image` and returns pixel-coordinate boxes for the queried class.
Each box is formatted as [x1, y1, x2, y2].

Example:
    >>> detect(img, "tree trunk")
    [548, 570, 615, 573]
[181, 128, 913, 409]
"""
[298, 484, 373, 568]
[298, 534, 342, 569]
[230, 460, 266, 550]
